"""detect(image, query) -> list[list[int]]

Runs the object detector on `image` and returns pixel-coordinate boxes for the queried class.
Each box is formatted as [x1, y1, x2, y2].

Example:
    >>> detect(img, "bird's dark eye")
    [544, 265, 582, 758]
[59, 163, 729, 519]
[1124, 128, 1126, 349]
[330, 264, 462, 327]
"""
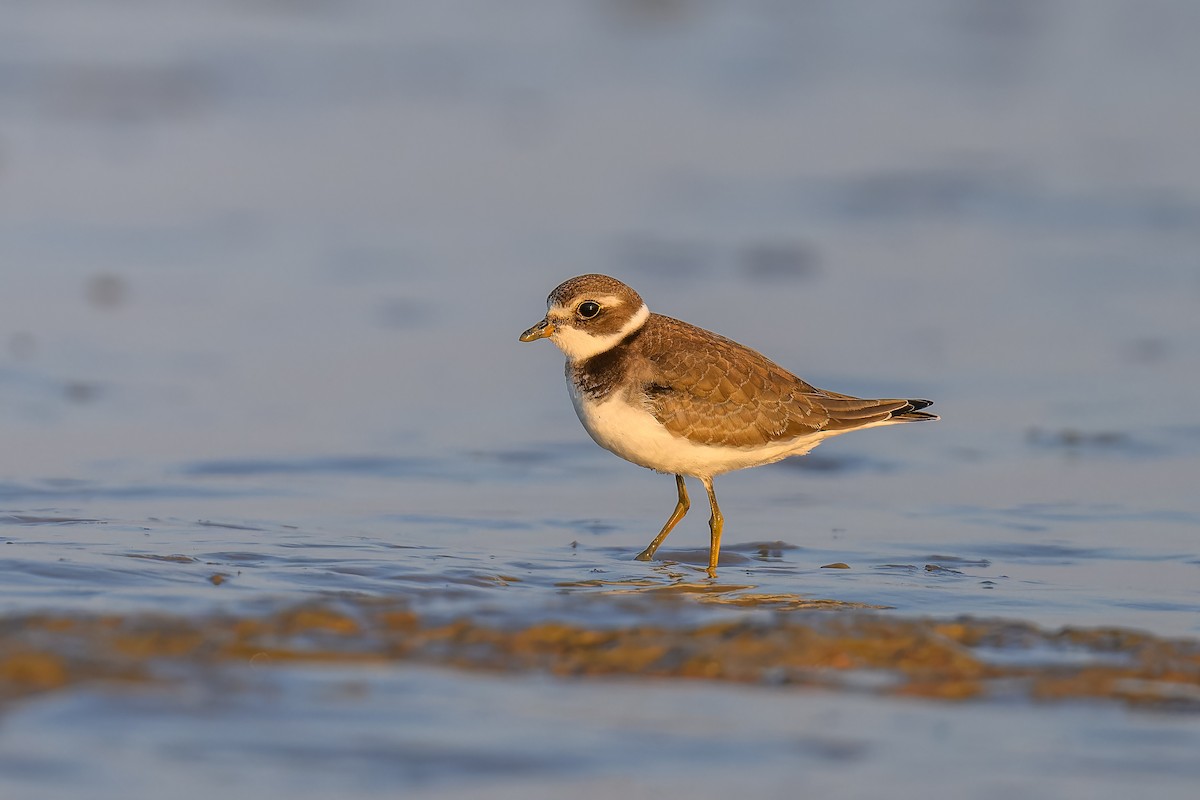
[577, 301, 601, 319]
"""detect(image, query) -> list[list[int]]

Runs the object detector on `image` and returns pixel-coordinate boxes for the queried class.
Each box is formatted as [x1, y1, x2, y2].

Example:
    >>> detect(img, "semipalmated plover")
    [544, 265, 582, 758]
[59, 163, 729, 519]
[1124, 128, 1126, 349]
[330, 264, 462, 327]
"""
[520, 274, 937, 575]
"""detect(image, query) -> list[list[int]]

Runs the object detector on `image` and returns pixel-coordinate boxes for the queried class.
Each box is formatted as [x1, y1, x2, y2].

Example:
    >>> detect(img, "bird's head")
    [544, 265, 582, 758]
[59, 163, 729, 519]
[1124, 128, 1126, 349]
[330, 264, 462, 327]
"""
[519, 274, 649, 362]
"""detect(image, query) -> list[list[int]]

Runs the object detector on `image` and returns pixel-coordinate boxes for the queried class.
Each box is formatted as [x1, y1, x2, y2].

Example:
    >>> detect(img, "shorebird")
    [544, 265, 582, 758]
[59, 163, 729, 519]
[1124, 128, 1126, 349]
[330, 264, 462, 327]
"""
[520, 274, 936, 574]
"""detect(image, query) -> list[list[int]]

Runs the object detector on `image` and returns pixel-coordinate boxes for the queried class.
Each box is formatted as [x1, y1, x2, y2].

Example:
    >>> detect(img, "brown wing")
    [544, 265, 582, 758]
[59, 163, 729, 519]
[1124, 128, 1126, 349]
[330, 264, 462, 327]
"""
[635, 315, 934, 447]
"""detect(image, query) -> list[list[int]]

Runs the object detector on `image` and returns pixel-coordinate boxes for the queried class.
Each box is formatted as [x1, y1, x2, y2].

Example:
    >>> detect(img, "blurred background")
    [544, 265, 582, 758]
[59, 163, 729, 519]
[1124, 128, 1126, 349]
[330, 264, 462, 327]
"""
[1, 1, 1199, 797]
[3, 0, 1197, 478]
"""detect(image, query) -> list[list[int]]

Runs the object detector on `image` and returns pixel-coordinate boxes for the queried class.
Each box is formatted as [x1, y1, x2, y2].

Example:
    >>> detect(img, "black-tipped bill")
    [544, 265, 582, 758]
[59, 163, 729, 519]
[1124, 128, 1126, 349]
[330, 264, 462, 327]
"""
[519, 318, 555, 342]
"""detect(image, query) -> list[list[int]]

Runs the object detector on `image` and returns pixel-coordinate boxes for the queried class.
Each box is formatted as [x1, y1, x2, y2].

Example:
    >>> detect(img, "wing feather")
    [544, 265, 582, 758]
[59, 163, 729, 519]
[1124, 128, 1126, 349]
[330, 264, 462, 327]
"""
[632, 315, 936, 447]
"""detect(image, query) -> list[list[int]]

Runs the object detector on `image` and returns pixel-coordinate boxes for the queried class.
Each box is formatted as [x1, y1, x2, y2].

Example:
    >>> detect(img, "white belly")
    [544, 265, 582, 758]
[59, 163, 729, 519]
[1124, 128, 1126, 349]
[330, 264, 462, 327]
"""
[568, 383, 830, 478]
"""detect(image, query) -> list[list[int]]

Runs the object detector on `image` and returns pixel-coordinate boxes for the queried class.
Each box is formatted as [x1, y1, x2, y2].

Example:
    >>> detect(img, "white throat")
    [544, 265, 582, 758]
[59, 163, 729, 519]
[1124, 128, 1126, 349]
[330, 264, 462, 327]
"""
[553, 302, 649, 362]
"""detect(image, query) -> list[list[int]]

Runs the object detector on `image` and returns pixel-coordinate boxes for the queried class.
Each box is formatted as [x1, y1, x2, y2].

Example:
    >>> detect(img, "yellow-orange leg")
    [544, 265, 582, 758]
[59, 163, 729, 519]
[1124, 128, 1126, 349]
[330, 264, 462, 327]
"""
[702, 476, 724, 576]
[635, 474, 689, 561]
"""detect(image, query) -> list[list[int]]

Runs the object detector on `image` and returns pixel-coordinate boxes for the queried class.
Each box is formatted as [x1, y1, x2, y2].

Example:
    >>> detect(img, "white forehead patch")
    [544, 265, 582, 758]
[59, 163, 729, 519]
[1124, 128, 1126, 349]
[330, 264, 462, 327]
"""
[550, 302, 649, 362]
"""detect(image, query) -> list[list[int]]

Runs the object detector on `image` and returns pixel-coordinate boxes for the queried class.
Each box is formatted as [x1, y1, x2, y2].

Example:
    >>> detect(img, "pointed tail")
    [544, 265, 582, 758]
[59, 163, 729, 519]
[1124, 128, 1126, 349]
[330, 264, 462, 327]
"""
[892, 398, 938, 422]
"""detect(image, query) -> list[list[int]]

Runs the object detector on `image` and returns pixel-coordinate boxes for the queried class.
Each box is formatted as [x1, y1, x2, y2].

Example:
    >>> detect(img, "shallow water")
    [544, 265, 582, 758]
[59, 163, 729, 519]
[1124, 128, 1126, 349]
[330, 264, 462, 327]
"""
[2, 0, 1200, 796]
[4, 664, 1200, 800]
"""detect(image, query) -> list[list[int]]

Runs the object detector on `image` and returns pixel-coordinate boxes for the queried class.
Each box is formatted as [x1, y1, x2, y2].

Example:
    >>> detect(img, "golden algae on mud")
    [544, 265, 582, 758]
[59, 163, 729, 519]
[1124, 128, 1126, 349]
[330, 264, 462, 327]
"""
[0, 601, 1198, 713]
[0, 651, 71, 692]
